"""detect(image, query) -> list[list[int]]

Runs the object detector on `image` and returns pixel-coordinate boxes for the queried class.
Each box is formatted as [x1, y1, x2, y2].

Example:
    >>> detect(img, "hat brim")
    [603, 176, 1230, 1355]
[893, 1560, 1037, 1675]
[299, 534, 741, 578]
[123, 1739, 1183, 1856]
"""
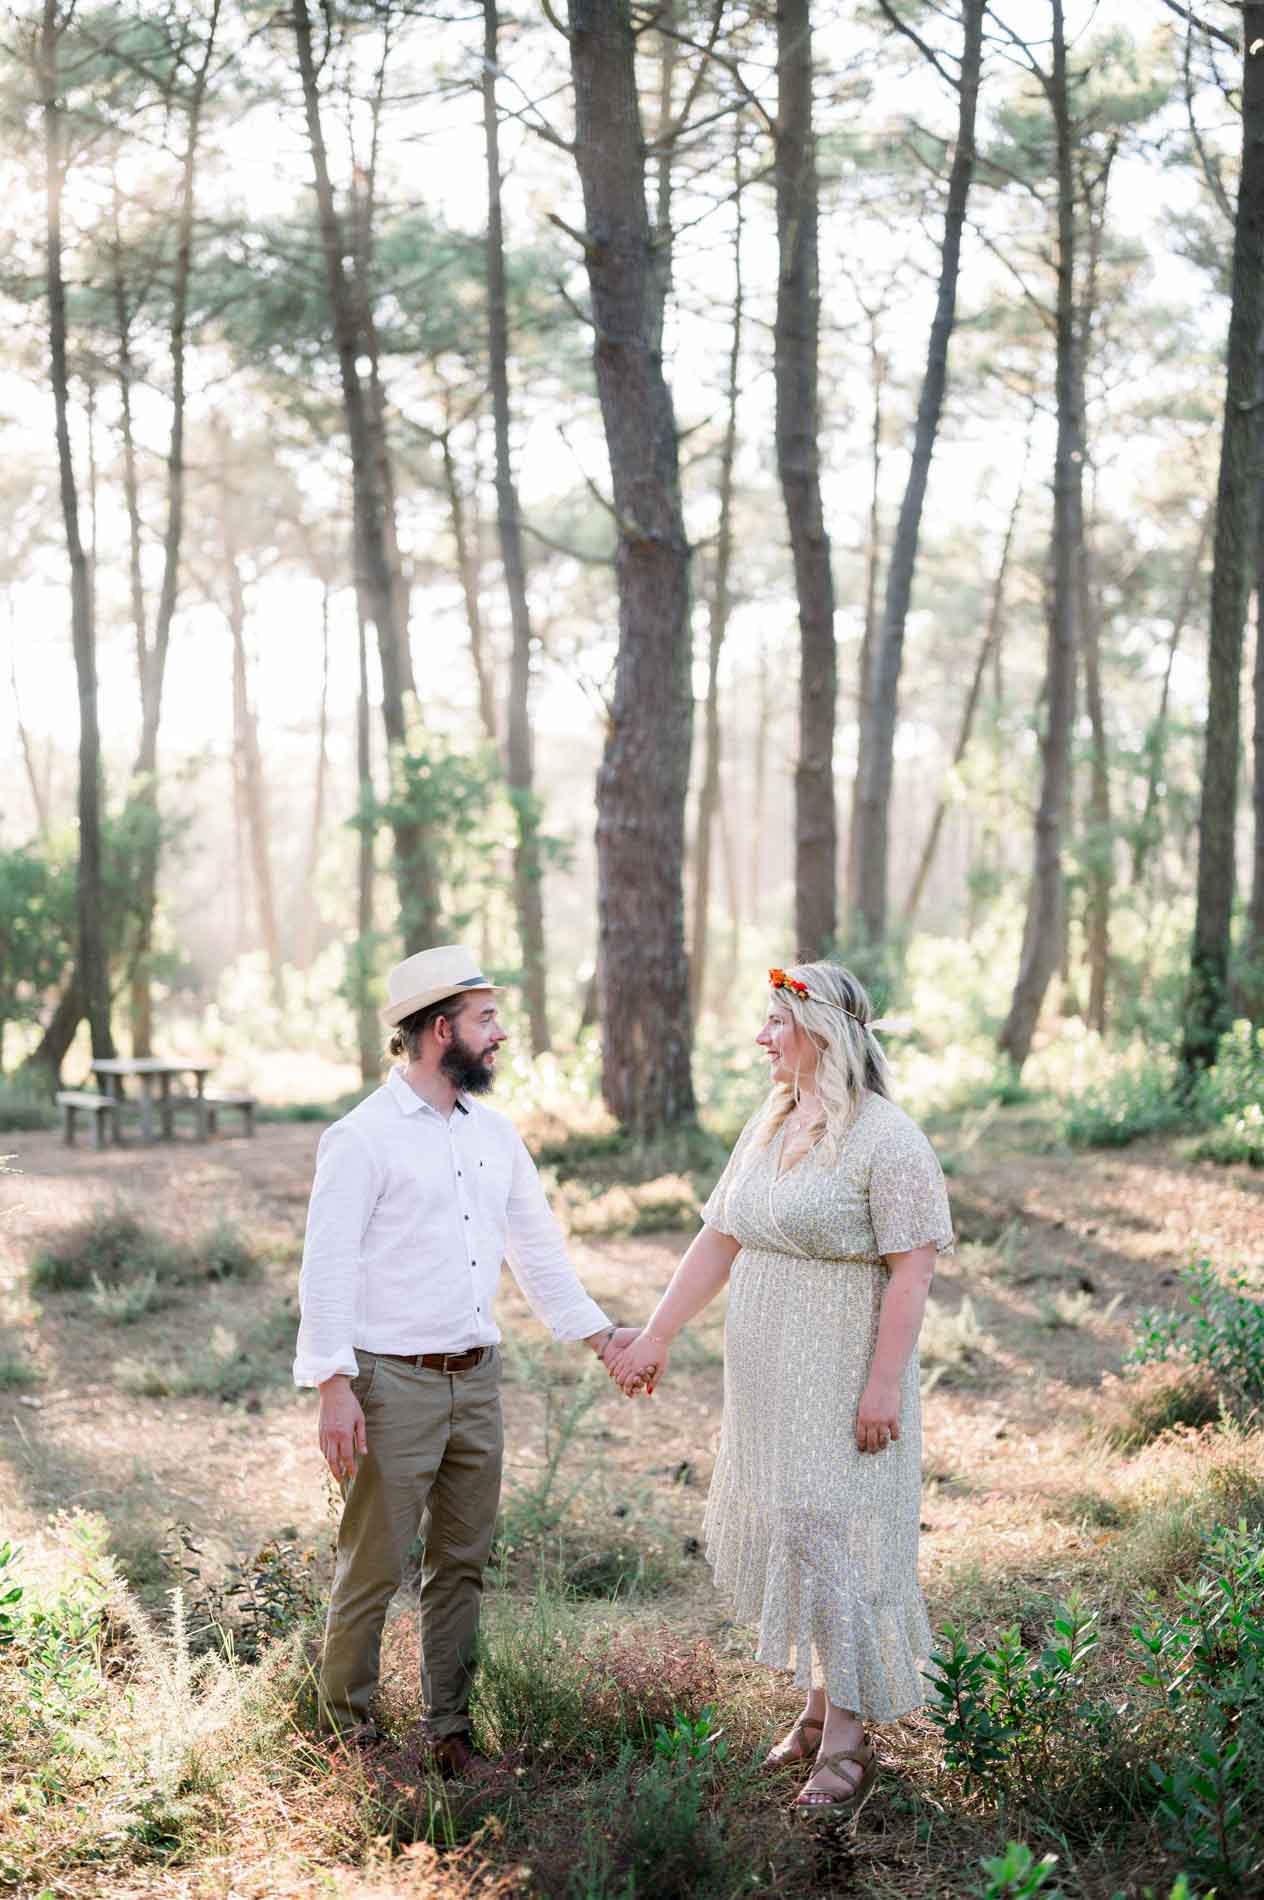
[380, 978, 501, 1029]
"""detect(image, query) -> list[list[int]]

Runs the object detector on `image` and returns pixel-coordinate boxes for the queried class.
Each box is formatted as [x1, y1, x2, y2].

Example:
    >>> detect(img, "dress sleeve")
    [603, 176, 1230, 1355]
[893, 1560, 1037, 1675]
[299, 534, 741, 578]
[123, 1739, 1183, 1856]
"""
[701, 1109, 766, 1235]
[867, 1120, 955, 1258]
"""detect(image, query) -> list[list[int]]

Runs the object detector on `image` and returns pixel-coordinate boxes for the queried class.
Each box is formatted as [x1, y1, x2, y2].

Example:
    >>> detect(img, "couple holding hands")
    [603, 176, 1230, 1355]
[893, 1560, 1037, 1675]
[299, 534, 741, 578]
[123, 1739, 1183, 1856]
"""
[294, 944, 952, 1816]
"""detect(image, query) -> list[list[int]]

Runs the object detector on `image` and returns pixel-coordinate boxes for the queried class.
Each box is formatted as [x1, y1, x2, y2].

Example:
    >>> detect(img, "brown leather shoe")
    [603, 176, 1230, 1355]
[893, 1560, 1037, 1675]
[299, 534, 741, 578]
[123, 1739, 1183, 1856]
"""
[427, 1731, 484, 1779]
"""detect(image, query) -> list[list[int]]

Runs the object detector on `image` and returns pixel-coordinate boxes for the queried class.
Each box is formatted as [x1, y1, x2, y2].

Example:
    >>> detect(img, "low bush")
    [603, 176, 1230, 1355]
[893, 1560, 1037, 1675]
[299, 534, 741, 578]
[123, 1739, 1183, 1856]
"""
[0, 1353, 41, 1389]
[116, 1324, 278, 1402]
[1130, 1260, 1264, 1413]
[1061, 1054, 1184, 1149]
[0, 1073, 55, 1132]
[30, 1206, 261, 1296]
[1098, 1361, 1223, 1451]
[29, 1206, 186, 1291]
[1062, 1021, 1263, 1157]
[1192, 1103, 1264, 1167]
[928, 1525, 1264, 1893]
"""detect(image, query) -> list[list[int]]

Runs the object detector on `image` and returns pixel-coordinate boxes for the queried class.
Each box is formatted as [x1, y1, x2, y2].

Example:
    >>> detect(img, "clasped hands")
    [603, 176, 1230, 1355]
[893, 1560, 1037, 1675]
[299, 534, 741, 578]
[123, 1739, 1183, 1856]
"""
[596, 1326, 667, 1398]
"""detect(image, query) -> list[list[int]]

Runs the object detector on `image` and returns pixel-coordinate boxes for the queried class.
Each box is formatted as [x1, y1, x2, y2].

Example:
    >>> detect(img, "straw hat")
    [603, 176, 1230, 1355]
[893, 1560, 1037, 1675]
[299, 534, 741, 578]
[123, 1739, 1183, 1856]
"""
[379, 944, 500, 1028]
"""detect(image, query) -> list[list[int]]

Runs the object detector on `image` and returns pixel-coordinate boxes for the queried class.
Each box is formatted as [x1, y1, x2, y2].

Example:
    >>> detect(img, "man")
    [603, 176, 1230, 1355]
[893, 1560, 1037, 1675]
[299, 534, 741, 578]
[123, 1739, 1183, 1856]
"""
[294, 944, 634, 1772]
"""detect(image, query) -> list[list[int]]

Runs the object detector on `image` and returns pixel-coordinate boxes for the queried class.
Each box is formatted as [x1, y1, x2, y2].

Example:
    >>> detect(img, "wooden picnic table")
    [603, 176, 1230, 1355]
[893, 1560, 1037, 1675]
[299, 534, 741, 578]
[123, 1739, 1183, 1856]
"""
[91, 1056, 214, 1143]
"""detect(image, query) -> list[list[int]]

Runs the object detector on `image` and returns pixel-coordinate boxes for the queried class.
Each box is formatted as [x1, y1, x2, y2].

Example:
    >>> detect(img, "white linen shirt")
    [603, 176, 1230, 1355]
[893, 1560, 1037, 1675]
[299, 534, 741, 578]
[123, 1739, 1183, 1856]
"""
[292, 1066, 611, 1386]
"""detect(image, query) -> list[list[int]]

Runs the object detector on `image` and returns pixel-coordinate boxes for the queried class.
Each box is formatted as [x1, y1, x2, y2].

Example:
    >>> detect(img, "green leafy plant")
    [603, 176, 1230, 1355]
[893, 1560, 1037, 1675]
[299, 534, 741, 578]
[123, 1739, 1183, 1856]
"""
[972, 1842, 1063, 1899]
[1130, 1260, 1264, 1410]
[652, 1704, 728, 1767]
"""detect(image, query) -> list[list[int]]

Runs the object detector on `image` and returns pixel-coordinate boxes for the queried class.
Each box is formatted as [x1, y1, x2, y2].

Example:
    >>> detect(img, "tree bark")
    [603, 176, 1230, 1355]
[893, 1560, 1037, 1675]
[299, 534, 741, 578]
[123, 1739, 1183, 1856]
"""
[41, 0, 112, 1063]
[854, 0, 986, 946]
[483, 0, 550, 1054]
[902, 461, 1025, 931]
[998, 0, 1082, 1072]
[441, 418, 499, 747]
[775, 0, 836, 961]
[355, 604, 379, 1086]
[1080, 527, 1111, 1033]
[566, 0, 695, 1133]
[847, 314, 885, 920]
[217, 447, 285, 1008]
[1245, 580, 1264, 1017]
[128, 2, 220, 1053]
[690, 132, 744, 1020]
[1182, 14, 1264, 1073]
[1131, 506, 1212, 886]
[291, 0, 437, 950]
[300, 581, 332, 969]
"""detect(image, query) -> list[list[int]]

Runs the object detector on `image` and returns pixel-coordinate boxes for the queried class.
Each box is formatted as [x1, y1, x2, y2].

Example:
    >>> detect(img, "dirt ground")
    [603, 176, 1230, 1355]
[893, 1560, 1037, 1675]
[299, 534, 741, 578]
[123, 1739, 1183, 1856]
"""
[2, 1114, 1261, 1629]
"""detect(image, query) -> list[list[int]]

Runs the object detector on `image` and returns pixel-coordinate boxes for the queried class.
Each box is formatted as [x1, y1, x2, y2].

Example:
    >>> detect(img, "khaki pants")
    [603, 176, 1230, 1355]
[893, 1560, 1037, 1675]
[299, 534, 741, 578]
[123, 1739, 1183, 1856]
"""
[318, 1347, 503, 1738]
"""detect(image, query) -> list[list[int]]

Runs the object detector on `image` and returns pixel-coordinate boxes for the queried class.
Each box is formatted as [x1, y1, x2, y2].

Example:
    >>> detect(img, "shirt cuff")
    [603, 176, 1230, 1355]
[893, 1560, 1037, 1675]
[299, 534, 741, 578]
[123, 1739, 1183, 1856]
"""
[550, 1297, 614, 1344]
[293, 1347, 359, 1388]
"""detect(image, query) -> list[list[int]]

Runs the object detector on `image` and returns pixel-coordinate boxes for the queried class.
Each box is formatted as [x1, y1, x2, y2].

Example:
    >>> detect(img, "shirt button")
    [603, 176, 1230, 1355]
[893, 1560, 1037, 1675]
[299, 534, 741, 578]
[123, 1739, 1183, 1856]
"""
[464, 1215, 470, 1222]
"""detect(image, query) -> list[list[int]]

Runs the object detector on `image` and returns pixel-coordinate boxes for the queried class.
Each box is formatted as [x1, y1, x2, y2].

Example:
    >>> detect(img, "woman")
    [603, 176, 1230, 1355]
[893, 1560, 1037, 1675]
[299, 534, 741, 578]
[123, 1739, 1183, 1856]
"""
[610, 961, 953, 1815]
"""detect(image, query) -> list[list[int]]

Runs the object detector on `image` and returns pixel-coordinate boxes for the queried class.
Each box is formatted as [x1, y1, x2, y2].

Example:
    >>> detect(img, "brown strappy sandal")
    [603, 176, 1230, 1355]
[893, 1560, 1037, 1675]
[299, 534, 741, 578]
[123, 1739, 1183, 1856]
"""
[793, 1741, 877, 1818]
[762, 1713, 824, 1770]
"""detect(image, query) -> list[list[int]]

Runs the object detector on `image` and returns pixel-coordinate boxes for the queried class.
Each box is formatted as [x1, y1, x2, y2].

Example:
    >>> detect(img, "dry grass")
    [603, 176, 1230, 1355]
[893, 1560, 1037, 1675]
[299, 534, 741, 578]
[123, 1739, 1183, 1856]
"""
[2, 1112, 1262, 1897]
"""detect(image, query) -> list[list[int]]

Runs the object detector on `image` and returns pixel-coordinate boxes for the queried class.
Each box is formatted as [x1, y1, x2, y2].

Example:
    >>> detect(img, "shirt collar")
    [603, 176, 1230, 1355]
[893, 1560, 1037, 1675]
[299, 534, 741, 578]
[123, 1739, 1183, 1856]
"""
[386, 1065, 470, 1119]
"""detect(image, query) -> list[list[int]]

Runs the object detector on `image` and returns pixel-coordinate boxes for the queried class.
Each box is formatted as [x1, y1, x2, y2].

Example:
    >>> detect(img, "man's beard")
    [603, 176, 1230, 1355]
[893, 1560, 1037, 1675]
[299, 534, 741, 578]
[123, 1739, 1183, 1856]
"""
[439, 1028, 496, 1096]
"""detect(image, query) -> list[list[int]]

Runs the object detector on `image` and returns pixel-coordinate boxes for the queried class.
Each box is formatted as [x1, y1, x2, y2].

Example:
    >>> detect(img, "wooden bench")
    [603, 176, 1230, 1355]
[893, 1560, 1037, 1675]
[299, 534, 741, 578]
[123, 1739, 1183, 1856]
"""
[199, 1093, 257, 1138]
[56, 1091, 118, 1149]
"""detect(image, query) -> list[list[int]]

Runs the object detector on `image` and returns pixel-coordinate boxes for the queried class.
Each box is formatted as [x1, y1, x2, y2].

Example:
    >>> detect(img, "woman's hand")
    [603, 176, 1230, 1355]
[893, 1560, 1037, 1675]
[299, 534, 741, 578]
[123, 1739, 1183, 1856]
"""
[609, 1330, 669, 1397]
[855, 1375, 901, 1453]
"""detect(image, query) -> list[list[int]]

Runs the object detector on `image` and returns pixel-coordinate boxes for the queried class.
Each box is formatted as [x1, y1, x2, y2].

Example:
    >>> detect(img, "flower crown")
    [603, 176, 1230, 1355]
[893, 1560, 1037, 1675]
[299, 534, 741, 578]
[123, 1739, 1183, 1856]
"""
[769, 967, 865, 1022]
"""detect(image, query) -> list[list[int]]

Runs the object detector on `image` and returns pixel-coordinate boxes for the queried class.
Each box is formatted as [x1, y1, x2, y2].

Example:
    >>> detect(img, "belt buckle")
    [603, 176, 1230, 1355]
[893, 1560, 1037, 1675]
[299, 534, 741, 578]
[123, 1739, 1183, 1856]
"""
[440, 1350, 466, 1373]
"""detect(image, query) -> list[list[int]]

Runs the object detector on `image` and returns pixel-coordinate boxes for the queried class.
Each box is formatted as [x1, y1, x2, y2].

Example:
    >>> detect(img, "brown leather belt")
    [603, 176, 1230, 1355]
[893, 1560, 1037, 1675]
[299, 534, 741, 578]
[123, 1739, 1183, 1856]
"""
[377, 1347, 488, 1373]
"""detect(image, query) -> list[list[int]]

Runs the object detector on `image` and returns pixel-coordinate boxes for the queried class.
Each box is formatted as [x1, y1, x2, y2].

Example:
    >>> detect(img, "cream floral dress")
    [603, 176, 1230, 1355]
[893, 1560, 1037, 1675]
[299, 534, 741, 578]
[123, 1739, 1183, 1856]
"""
[701, 1091, 954, 1721]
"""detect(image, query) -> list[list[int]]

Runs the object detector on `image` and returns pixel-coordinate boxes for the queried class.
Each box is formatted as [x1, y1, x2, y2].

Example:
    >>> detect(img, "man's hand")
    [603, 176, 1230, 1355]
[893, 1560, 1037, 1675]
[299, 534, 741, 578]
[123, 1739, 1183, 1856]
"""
[855, 1375, 901, 1454]
[319, 1374, 367, 1481]
[595, 1325, 641, 1374]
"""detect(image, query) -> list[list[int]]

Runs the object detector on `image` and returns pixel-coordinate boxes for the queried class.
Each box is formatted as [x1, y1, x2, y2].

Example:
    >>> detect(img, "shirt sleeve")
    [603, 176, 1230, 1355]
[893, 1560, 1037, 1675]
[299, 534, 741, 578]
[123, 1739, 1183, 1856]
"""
[503, 1134, 612, 1341]
[293, 1121, 379, 1387]
[701, 1109, 765, 1235]
[867, 1121, 955, 1259]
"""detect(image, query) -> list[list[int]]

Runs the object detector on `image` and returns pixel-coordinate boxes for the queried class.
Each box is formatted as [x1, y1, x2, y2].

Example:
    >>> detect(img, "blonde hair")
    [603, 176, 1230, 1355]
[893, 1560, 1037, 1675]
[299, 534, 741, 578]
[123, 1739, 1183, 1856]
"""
[755, 960, 890, 1165]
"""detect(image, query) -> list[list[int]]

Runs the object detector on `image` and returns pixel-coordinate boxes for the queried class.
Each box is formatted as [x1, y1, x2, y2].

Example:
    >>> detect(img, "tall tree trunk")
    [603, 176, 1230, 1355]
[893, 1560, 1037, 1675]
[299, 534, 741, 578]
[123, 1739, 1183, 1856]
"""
[848, 315, 885, 918]
[566, 0, 695, 1134]
[998, 0, 1082, 1071]
[483, 0, 550, 1054]
[854, 0, 985, 946]
[903, 459, 1025, 931]
[129, 2, 220, 1053]
[300, 582, 332, 969]
[291, 0, 437, 950]
[41, 0, 112, 1064]
[1183, 16, 1264, 1074]
[1132, 506, 1212, 886]
[1081, 528, 1110, 1033]
[775, 0, 836, 961]
[355, 604, 378, 1086]
[690, 133, 744, 1020]
[442, 419, 499, 747]
[1245, 584, 1264, 1017]
[218, 452, 285, 1007]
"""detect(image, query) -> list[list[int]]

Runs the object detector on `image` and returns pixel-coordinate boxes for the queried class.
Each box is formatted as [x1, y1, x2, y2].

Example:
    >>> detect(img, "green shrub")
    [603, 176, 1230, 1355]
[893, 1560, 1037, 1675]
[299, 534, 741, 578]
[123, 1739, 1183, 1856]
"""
[0, 1353, 41, 1389]
[971, 1843, 1063, 1899]
[198, 1217, 260, 1283]
[30, 1206, 185, 1292]
[1135, 1522, 1264, 1893]
[1098, 1361, 1223, 1451]
[0, 1074, 56, 1132]
[87, 1268, 168, 1326]
[1130, 1260, 1264, 1411]
[117, 1325, 278, 1402]
[1061, 1056, 1184, 1149]
[1192, 1103, 1264, 1167]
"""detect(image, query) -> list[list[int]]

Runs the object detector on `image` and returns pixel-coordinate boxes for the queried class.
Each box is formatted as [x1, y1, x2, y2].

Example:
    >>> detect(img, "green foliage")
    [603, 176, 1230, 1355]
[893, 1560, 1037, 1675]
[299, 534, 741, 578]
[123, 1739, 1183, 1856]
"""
[926, 1594, 1115, 1813]
[652, 1704, 728, 1768]
[1134, 1523, 1264, 1892]
[0, 1352, 41, 1389]
[29, 1206, 186, 1292]
[1130, 1261, 1264, 1412]
[971, 1842, 1063, 1899]
[30, 1207, 260, 1295]
[1193, 1103, 1264, 1167]
[1060, 1052, 1184, 1147]
[116, 1327, 278, 1402]
[1098, 1360, 1223, 1451]
[162, 1524, 325, 1662]
[0, 844, 75, 1037]
[0, 1072, 56, 1131]
[1062, 1022, 1264, 1156]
